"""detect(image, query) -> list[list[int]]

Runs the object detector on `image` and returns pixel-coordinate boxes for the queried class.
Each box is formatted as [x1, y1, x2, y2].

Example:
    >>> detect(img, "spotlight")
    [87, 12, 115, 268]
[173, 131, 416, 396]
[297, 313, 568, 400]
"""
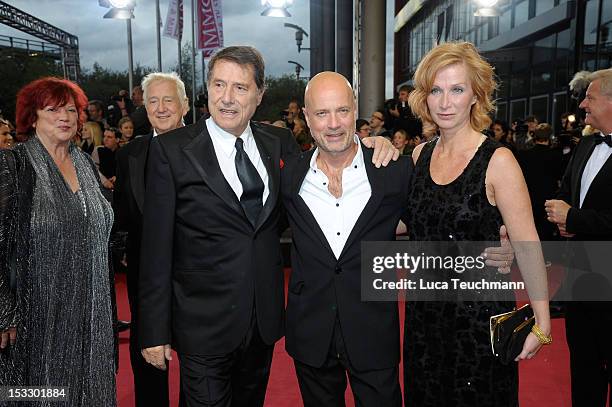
[108, 0, 135, 8]
[476, 0, 498, 7]
[261, 0, 293, 17]
[474, 7, 500, 17]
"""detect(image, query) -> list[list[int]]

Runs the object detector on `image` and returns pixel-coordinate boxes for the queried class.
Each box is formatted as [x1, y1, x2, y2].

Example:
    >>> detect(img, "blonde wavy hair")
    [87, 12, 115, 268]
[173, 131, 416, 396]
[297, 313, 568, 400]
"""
[408, 42, 497, 137]
[82, 121, 103, 146]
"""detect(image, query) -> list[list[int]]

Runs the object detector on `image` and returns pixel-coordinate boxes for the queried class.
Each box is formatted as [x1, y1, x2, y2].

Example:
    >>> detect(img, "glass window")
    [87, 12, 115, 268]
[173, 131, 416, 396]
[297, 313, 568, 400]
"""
[498, 74, 509, 99]
[555, 63, 569, 89]
[488, 19, 497, 39]
[458, 0, 467, 37]
[499, 6, 511, 34]
[514, 0, 529, 28]
[510, 99, 527, 121]
[511, 71, 529, 97]
[496, 102, 508, 122]
[599, 0, 612, 69]
[531, 68, 553, 94]
[583, 0, 599, 47]
[533, 34, 556, 65]
[556, 28, 571, 59]
[480, 23, 489, 42]
[535, 0, 555, 16]
[552, 92, 568, 133]
[530, 95, 549, 124]
[424, 17, 433, 53]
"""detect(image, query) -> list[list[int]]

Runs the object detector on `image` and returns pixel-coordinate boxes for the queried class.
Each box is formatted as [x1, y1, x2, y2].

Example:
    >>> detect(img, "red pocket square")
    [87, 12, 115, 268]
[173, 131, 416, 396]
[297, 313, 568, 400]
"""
[280, 158, 285, 169]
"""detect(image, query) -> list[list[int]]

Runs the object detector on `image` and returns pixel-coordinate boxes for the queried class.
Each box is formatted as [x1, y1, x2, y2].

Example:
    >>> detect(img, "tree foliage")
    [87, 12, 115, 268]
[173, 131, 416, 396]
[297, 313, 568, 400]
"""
[254, 74, 306, 122]
[79, 62, 153, 102]
[0, 49, 62, 122]
[0, 45, 306, 128]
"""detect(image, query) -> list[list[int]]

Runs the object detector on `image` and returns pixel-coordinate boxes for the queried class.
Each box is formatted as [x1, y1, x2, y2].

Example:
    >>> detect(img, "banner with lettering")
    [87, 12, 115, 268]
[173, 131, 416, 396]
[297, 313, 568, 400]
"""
[196, 0, 223, 57]
[163, 0, 184, 40]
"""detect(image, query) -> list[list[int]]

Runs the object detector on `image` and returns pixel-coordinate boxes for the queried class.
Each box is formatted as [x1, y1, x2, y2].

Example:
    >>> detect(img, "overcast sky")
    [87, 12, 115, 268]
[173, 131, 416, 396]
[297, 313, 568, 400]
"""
[1, 0, 395, 97]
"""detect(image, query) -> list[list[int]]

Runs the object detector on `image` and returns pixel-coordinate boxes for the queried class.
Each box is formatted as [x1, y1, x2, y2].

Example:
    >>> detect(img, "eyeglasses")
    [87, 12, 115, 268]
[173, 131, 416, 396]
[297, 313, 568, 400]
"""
[371, 115, 384, 121]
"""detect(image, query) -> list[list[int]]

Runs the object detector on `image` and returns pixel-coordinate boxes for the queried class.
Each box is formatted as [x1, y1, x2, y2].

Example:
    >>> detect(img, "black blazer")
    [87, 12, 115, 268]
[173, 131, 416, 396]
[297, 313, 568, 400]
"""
[558, 135, 612, 240]
[281, 147, 413, 371]
[518, 144, 564, 239]
[113, 133, 152, 301]
[138, 119, 299, 355]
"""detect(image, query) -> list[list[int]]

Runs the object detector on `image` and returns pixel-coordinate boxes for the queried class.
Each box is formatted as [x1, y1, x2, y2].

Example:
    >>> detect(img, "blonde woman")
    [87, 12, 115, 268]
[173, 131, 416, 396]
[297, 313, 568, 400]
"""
[403, 42, 551, 406]
[80, 121, 103, 155]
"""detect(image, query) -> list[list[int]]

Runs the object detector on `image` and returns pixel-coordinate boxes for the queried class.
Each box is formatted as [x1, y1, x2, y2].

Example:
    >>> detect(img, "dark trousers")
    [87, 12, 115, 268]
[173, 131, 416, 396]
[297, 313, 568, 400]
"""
[565, 302, 612, 407]
[126, 267, 171, 407]
[178, 316, 274, 407]
[294, 319, 402, 407]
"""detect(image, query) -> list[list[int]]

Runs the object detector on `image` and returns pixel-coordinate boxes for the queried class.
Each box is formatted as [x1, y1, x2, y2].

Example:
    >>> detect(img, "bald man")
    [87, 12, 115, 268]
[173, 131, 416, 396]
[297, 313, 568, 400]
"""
[280, 72, 411, 406]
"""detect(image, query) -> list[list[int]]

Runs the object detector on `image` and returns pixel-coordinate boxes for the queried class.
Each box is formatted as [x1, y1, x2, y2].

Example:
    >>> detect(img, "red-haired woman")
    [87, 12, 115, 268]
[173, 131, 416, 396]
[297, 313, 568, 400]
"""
[0, 77, 116, 405]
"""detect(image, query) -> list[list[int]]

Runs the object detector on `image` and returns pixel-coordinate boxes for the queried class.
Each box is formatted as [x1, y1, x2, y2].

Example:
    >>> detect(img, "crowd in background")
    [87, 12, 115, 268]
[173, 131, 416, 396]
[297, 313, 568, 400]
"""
[0, 77, 595, 244]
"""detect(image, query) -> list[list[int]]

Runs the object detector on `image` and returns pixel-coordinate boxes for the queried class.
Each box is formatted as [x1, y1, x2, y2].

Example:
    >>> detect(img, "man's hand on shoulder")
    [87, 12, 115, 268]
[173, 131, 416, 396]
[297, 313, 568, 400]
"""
[362, 136, 400, 168]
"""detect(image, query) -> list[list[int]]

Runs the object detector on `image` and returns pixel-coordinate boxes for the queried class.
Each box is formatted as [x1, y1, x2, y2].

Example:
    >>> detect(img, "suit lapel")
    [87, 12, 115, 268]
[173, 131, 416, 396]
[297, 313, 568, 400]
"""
[129, 132, 152, 214]
[338, 148, 385, 261]
[291, 150, 336, 259]
[183, 120, 244, 217]
[252, 124, 280, 232]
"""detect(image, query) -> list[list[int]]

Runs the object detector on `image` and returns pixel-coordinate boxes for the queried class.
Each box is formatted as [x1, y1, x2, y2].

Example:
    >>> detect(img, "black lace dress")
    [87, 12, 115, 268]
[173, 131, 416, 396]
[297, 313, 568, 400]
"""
[403, 137, 518, 407]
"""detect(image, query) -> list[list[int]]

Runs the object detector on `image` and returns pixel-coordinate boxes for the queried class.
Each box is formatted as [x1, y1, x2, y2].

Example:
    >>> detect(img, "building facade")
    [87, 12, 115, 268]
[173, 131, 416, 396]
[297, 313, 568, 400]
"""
[394, 0, 611, 130]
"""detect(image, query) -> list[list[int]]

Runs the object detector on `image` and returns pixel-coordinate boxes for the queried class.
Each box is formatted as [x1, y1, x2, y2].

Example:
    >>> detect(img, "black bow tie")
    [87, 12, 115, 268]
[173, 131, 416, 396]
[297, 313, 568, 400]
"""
[594, 133, 612, 147]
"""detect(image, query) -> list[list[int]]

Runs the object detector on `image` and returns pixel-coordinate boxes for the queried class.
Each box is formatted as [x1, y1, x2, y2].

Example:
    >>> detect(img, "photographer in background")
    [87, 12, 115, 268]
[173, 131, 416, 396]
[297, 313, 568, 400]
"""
[514, 115, 538, 150]
[283, 99, 302, 131]
[388, 84, 422, 138]
[107, 89, 134, 128]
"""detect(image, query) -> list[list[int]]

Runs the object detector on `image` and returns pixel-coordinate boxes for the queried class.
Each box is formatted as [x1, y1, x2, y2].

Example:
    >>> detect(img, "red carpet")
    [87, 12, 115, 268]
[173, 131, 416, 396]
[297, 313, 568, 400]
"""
[115, 271, 573, 406]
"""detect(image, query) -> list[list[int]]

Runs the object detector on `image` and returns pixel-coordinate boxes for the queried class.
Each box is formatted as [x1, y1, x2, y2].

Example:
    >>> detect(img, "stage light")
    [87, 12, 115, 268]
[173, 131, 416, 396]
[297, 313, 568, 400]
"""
[261, 0, 293, 17]
[108, 0, 135, 9]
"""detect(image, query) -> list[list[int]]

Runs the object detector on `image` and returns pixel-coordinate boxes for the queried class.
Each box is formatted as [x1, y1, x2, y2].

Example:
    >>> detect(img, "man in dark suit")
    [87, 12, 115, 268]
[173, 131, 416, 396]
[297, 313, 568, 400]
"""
[137, 46, 301, 407]
[114, 72, 190, 407]
[283, 72, 517, 406]
[138, 47, 400, 407]
[518, 123, 564, 241]
[545, 68, 612, 406]
[281, 71, 410, 405]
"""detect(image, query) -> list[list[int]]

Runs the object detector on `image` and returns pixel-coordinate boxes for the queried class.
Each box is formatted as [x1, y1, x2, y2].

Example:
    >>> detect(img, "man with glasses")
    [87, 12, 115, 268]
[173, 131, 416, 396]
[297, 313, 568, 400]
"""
[369, 109, 391, 139]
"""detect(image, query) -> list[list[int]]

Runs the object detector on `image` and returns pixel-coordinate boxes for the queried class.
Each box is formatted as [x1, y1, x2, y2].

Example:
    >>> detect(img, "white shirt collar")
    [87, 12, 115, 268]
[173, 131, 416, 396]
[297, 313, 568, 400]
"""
[309, 134, 365, 172]
[207, 117, 254, 158]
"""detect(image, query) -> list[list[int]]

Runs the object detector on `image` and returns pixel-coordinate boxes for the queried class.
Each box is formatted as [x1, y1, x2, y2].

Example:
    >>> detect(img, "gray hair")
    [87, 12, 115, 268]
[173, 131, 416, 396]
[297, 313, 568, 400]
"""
[207, 46, 266, 91]
[569, 70, 592, 94]
[141, 72, 189, 107]
[589, 68, 612, 98]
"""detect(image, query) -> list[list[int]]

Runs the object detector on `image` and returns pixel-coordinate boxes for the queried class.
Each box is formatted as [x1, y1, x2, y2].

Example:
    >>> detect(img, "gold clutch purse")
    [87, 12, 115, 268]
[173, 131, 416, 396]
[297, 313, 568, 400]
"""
[489, 304, 534, 365]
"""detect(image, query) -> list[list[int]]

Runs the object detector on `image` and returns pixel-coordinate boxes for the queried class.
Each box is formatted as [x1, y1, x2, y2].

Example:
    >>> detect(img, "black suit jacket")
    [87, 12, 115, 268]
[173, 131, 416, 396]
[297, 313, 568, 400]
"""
[281, 147, 413, 371]
[558, 135, 612, 240]
[518, 144, 564, 239]
[114, 133, 153, 303]
[138, 119, 299, 355]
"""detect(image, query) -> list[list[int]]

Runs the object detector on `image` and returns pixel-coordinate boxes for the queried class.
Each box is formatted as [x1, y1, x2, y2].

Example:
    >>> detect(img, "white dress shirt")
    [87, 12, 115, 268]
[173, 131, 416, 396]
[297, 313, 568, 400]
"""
[207, 118, 270, 205]
[299, 136, 372, 259]
[579, 136, 612, 208]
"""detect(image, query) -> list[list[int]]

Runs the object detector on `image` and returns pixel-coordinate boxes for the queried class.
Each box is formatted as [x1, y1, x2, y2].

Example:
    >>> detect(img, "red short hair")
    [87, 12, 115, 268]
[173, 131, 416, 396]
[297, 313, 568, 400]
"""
[15, 77, 88, 138]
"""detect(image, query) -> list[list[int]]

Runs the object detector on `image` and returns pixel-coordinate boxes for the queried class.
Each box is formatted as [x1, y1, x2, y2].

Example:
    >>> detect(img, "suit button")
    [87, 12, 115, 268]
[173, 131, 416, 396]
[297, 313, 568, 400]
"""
[335, 266, 342, 274]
